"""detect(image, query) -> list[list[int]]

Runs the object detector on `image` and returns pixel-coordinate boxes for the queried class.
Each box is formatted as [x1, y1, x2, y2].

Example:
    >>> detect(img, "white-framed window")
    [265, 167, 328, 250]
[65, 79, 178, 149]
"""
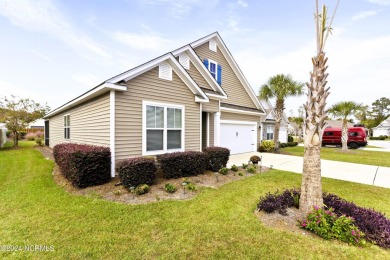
[266, 125, 274, 140]
[208, 59, 217, 79]
[179, 53, 189, 70]
[159, 62, 172, 80]
[64, 114, 70, 139]
[209, 39, 217, 52]
[143, 101, 184, 155]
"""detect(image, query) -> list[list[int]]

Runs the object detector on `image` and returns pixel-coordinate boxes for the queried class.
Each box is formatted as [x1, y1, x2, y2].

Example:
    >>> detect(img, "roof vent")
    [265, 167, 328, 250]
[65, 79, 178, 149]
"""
[209, 39, 217, 52]
[159, 62, 172, 81]
[179, 53, 189, 70]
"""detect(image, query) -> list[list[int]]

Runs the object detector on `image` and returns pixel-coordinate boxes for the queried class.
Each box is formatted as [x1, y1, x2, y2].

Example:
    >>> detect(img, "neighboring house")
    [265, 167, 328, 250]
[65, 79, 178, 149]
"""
[324, 120, 354, 129]
[0, 123, 7, 148]
[258, 100, 289, 143]
[44, 32, 266, 177]
[28, 119, 45, 129]
[372, 118, 390, 137]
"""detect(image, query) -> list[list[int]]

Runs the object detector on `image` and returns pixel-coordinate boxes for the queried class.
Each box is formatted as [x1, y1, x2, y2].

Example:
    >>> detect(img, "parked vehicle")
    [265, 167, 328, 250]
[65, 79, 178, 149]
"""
[322, 127, 367, 149]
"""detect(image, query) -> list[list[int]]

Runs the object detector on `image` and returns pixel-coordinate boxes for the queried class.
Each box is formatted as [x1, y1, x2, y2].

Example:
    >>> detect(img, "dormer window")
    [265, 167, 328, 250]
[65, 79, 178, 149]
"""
[203, 59, 222, 85]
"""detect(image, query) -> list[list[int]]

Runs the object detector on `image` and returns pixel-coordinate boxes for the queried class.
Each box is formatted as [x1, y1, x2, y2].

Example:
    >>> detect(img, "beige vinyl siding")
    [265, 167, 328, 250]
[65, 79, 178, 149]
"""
[115, 67, 200, 160]
[186, 61, 212, 90]
[202, 99, 219, 112]
[209, 113, 214, 146]
[194, 43, 257, 109]
[48, 94, 110, 148]
[221, 111, 261, 147]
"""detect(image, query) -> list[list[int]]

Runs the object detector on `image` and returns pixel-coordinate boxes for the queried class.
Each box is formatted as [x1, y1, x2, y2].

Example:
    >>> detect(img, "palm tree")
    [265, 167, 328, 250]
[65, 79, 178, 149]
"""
[259, 74, 304, 152]
[328, 101, 363, 150]
[300, 0, 340, 215]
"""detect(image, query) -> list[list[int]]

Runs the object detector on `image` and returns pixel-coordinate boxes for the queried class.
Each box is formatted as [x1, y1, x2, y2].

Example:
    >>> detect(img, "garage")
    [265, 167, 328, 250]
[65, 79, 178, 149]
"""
[220, 121, 257, 154]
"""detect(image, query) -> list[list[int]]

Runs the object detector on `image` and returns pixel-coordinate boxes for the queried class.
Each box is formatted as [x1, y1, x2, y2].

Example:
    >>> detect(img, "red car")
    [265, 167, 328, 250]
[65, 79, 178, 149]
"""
[322, 127, 367, 149]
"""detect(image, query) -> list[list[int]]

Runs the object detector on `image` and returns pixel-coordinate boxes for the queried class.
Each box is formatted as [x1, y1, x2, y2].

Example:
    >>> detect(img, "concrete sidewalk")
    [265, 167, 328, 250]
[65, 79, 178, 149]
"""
[227, 152, 390, 189]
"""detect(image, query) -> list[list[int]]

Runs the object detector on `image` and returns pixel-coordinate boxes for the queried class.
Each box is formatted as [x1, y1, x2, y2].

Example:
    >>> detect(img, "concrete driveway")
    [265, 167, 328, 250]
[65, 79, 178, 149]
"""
[227, 152, 390, 189]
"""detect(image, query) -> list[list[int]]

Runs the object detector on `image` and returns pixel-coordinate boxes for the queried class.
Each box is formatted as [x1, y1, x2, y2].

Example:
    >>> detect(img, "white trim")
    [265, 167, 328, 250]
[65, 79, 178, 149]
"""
[45, 83, 127, 118]
[206, 112, 210, 147]
[190, 33, 265, 112]
[171, 46, 227, 97]
[110, 90, 115, 178]
[195, 96, 209, 103]
[207, 59, 218, 80]
[199, 103, 202, 151]
[205, 93, 227, 100]
[63, 114, 70, 140]
[220, 107, 264, 116]
[142, 100, 185, 156]
[220, 119, 258, 152]
[214, 112, 221, 146]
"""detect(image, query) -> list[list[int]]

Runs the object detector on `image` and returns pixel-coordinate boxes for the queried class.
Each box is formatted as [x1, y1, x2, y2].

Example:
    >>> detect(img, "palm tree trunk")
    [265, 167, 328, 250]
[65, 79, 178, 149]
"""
[273, 100, 284, 152]
[341, 119, 348, 150]
[300, 51, 329, 215]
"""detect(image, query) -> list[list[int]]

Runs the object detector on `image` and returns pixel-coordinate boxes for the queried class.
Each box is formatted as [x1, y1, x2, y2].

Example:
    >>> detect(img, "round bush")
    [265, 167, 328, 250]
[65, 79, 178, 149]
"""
[116, 157, 157, 189]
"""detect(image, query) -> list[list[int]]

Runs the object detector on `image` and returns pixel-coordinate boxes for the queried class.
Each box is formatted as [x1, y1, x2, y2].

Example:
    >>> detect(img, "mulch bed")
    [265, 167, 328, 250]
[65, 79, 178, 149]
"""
[37, 147, 269, 204]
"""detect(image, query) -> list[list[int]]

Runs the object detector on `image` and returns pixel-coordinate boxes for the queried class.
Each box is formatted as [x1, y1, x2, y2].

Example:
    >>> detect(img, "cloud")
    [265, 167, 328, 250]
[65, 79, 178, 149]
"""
[139, 0, 200, 19]
[30, 50, 51, 61]
[237, 0, 248, 8]
[0, 0, 110, 58]
[367, 0, 390, 5]
[72, 74, 101, 87]
[351, 9, 382, 21]
[112, 31, 169, 50]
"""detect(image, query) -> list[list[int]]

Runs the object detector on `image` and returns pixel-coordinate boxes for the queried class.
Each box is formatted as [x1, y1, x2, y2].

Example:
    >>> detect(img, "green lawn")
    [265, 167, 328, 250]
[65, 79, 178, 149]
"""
[280, 146, 390, 167]
[1, 143, 390, 259]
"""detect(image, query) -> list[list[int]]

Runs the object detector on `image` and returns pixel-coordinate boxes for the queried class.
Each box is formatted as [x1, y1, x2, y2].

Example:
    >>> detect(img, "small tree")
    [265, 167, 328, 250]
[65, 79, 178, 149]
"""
[0, 95, 50, 147]
[259, 74, 304, 152]
[328, 101, 362, 150]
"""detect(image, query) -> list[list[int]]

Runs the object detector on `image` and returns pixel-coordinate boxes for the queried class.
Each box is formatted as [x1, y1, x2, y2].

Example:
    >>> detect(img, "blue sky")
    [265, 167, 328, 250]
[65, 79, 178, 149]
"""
[0, 0, 389, 116]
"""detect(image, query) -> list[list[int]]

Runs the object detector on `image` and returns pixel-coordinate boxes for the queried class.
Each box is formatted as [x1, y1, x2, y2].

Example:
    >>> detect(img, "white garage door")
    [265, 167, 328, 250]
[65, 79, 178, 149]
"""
[220, 122, 256, 154]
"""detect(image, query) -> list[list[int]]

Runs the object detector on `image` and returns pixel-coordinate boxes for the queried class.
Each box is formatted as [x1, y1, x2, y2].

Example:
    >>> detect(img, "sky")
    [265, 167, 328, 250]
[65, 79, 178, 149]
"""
[0, 0, 389, 117]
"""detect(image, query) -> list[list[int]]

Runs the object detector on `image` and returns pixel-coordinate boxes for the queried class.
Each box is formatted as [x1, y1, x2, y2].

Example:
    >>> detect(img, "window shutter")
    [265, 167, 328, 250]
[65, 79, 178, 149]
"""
[217, 64, 222, 85]
[203, 59, 208, 68]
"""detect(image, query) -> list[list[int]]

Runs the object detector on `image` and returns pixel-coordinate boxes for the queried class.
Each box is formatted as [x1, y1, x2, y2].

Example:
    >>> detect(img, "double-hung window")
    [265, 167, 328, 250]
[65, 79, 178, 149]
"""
[203, 59, 222, 85]
[209, 61, 217, 79]
[64, 115, 70, 139]
[144, 102, 184, 154]
[266, 125, 274, 140]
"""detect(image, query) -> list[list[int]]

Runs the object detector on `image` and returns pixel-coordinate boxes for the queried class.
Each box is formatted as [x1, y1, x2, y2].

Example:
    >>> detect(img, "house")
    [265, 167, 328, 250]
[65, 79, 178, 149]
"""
[0, 123, 7, 148]
[28, 119, 45, 130]
[258, 100, 289, 143]
[372, 118, 390, 137]
[44, 32, 266, 177]
[324, 120, 354, 129]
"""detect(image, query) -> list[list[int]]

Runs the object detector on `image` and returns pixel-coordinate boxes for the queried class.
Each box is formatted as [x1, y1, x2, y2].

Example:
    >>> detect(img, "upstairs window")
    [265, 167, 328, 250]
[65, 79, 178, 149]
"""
[64, 115, 70, 139]
[203, 59, 222, 85]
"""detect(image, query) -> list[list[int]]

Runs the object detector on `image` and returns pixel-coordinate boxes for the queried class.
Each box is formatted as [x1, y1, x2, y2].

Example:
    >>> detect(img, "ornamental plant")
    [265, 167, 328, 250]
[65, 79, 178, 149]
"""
[249, 155, 261, 164]
[230, 164, 238, 172]
[298, 206, 365, 246]
[219, 167, 228, 175]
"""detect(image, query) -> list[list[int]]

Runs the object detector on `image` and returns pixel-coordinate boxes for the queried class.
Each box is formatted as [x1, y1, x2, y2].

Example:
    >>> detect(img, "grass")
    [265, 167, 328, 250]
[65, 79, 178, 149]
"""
[280, 146, 390, 167]
[1, 140, 36, 149]
[1, 143, 390, 259]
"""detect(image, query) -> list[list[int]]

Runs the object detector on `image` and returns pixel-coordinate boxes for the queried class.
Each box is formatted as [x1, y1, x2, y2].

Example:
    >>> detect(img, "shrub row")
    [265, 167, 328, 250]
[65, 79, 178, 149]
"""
[53, 143, 111, 188]
[203, 147, 230, 172]
[369, 136, 387, 140]
[257, 189, 390, 248]
[157, 151, 208, 179]
[116, 157, 156, 189]
[288, 135, 294, 142]
[258, 140, 275, 152]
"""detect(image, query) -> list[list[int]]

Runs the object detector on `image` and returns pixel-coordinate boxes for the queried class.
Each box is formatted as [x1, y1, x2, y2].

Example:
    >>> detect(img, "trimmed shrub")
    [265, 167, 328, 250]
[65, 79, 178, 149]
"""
[247, 166, 256, 174]
[203, 146, 230, 172]
[116, 157, 157, 189]
[288, 135, 294, 142]
[242, 163, 248, 169]
[53, 143, 111, 188]
[287, 142, 298, 147]
[26, 132, 36, 141]
[258, 140, 275, 152]
[35, 137, 43, 146]
[250, 155, 261, 164]
[279, 142, 287, 148]
[257, 189, 300, 215]
[370, 136, 386, 140]
[157, 151, 208, 179]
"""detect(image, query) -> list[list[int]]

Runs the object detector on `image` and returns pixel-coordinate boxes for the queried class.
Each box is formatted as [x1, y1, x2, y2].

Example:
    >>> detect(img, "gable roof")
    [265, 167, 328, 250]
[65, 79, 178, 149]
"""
[373, 118, 390, 129]
[190, 32, 265, 113]
[46, 32, 265, 118]
[324, 120, 354, 128]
